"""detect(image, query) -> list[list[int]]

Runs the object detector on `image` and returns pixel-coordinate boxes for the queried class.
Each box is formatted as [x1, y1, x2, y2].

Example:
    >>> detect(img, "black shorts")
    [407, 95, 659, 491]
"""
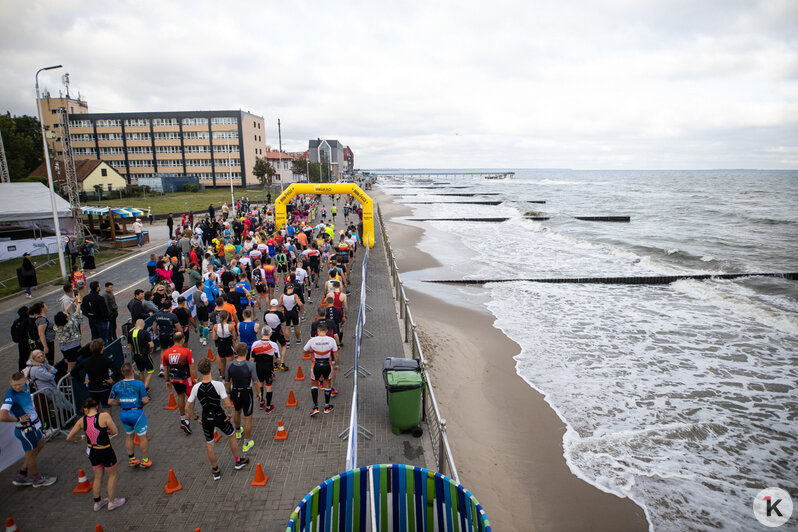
[202, 414, 234, 443]
[255, 283, 266, 294]
[159, 336, 174, 350]
[311, 361, 332, 382]
[62, 345, 81, 363]
[270, 329, 286, 346]
[254, 357, 274, 385]
[89, 388, 112, 408]
[133, 352, 154, 373]
[196, 306, 209, 322]
[309, 261, 320, 274]
[230, 388, 254, 416]
[217, 338, 234, 358]
[276, 264, 288, 274]
[294, 284, 305, 303]
[89, 446, 117, 469]
[284, 311, 300, 327]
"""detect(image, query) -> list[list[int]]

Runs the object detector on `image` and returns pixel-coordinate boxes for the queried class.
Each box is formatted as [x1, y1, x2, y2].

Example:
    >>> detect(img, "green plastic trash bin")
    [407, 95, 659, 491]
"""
[383, 358, 425, 436]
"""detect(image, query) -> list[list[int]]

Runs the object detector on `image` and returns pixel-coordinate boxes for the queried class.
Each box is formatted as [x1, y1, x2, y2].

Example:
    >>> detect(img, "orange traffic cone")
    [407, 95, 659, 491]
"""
[274, 419, 288, 441]
[72, 468, 93, 493]
[251, 462, 269, 486]
[164, 468, 183, 494]
[133, 434, 151, 446]
[95, 525, 104, 532]
[213, 431, 222, 443]
[5, 517, 21, 532]
[285, 389, 298, 407]
[207, 347, 215, 362]
[164, 393, 178, 410]
[295, 365, 305, 381]
[302, 351, 311, 360]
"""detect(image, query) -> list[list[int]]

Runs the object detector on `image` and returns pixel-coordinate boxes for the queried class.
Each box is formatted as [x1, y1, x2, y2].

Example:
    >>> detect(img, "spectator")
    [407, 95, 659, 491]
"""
[30, 302, 56, 366]
[81, 281, 110, 343]
[70, 339, 121, 409]
[18, 252, 37, 299]
[80, 238, 97, 273]
[166, 213, 174, 239]
[26, 349, 74, 419]
[147, 207, 154, 225]
[133, 218, 144, 247]
[127, 289, 149, 323]
[11, 306, 31, 371]
[103, 282, 119, 342]
[53, 299, 83, 374]
[142, 291, 159, 316]
[58, 283, 75, 312]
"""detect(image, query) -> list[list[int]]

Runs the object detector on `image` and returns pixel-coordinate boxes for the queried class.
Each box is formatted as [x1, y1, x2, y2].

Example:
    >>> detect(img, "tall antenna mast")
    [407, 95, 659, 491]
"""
[0, 129, 10, 183]
[58, 105, 84, 240]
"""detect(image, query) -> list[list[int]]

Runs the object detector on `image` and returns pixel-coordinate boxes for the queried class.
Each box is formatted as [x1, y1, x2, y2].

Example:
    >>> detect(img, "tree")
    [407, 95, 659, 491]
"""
[291, 158, 310, 182]
[303, 161, 323, 183]
[252, 156, 276, 187]
[0, 113, 44, 180]
[93, 184, 103, 201]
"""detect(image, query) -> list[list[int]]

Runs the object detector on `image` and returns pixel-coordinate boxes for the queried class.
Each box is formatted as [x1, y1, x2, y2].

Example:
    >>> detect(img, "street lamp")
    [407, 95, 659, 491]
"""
[35, 64, 68, 280]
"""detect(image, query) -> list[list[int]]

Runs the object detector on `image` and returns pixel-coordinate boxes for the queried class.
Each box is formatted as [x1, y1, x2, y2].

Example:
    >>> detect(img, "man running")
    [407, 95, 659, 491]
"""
[264, 299, 288, 369]
[1, 372, 57, 487]
[225, 343, 259, 452]
[109, 363, 152, 469]
[162, 332, 196, 434]
[186, 358, 249, 480]
[128, 319, 155, 390]
[303, 321, 338, 416]
[250, 326, 280, 412]
[279, 284, 304, 347]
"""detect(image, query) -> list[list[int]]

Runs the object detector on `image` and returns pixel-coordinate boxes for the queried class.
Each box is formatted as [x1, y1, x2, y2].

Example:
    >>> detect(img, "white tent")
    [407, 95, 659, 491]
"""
[0, 182, 74, 260]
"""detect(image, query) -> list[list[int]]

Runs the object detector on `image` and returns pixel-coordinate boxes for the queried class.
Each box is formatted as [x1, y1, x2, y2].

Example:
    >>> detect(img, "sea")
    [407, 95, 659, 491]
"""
[374, 169, 798, 532]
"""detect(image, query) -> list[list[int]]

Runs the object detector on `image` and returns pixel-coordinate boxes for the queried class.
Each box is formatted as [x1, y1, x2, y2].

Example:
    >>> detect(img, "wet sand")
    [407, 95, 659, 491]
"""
[375, 189, 648, 532]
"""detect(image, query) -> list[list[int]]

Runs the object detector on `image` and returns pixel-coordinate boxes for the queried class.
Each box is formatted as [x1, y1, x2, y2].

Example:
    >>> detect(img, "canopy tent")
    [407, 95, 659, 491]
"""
[81, 205, 148, 248]
[0, 183, 74, 260]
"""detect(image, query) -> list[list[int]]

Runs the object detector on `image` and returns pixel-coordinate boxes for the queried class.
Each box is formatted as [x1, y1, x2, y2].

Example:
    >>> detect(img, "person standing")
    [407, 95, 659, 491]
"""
[71, 339, 121, 409]
[53, 300, 83, 374]
[166, 213, 175, 240]
[1, 371, 57, 487]
[109, 363, 152, 469]
[162, 332, 196, 434]
[103, 282, 119, 342]
[80, 238, 97, 273]
[126, 289, 149, 323]
[303, 321, 338, 416]
[18, 252, 37, 299]
[82, 281, 110, 343]
[133, 218, 144, 247]
[66, 398, 126, 511]
[147, 207, 154, 225]
[30, 302, 56, 366]
[11, 307, 31, 372]
[225, 343, 259, 452]
[250, 326, 280, 412]
[186, 358, 249, 480]
[208, 203, 215, 221]
[128, 319, 155, 391]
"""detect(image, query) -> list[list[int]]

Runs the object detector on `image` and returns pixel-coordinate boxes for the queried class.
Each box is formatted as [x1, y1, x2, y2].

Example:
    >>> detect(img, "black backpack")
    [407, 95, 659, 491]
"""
[10, 316, 28, 344]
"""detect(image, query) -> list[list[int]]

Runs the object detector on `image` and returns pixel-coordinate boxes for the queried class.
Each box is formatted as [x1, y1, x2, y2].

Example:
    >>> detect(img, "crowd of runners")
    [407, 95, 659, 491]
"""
[2, 191, 364, 512]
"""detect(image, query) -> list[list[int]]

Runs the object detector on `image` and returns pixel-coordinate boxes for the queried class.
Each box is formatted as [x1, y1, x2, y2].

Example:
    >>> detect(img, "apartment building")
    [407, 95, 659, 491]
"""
[39, 94, 267, 187]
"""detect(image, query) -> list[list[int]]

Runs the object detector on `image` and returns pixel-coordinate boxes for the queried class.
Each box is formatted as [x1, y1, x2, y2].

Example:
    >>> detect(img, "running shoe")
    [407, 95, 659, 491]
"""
[212, 467, 221, 480]
[235, 426, 243, 439]
[12, 476, 33, 486]
[158, 370, 164, 378]
[259, 396, 265, 409]
[234, 457, 250, 470]
[264, 404, 275, 413]
[128, 458, 141, 468]
[310, 406, 319, 416]
[138, 459, 153, 469]
[273, 362, 281, 371]
[242, 440, 254, 452]
[93, 497, 109, 511]
[330, 388, 338, 397]
[280, 363, 289, 372]
[180, 419, 192, 435]
[31, 475, 56, 488]
[324, 404, 335, 414]
[285, 340, 291, 347]
[108, 497, 126, 511]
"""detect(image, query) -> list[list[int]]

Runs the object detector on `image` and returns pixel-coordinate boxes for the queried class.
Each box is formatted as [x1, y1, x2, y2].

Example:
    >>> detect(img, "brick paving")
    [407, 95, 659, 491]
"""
[0, 198, 430, 531]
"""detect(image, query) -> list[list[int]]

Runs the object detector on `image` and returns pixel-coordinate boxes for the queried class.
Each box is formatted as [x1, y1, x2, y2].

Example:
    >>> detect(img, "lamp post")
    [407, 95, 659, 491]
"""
[227, 137, 234, 216]
[35, 65, 68, 280]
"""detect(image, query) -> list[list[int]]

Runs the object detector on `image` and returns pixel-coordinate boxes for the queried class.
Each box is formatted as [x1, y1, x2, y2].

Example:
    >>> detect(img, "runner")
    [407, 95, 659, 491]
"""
[211, 310, 237, 386]
[1, 372, 57, 487]
[186, 358, 249, 480]
[128, 319, 155, 390]
[173, 296, 198, 345]
[250, 326, 280, 412]
[237, 309, 259, 357]
[162, 332, 196, 435]
[250, 259, 267, 308]
[275, 246, 289, 286]
[234, 274, 253, 322]
[263, 299, 288, 369]
[66, 398, 125, 511]
[192, 281, 210, 346]
[279, 284, 304, 347]
[303, 321, 338, 416]
[225, 343, 259, 452]
[108, 363, 152, 469]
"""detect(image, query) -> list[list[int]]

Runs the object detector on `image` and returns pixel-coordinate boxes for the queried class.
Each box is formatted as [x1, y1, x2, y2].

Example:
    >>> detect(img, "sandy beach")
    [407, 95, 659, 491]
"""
[375, 189, 648, 532]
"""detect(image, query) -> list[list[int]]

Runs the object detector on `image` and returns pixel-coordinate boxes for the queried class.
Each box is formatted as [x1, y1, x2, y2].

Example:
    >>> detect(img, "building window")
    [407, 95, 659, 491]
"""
[124, 118, 150, 127]
[211, 117, 237, 125]
[101, 168, 107, 176]
[152, 118, 179, 126]
[182, 131, 209, 140]
[107, 184, 113, 191]
[125, 132, 151, 141]
[212, 131, 238, 139]
[69, 119, 92, 128]
[183, 117, 209, 126]
[96, 119, 122, 127]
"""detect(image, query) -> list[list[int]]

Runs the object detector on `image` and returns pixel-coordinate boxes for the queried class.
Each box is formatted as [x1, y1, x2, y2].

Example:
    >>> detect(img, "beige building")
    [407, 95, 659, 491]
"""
[39, 94, 267, 187]
[28, 159, 127, 193]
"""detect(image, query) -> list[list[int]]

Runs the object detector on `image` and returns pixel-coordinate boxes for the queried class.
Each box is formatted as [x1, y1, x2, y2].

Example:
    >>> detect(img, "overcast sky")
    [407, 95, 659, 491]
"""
[1, 0, 796, 169]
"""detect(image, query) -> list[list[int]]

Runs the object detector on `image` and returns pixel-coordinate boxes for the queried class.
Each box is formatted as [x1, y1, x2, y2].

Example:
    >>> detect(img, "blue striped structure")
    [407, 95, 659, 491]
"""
[286, 464, 491, 532]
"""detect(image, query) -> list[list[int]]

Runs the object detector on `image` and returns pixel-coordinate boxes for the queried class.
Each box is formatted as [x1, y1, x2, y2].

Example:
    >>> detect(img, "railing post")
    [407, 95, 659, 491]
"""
[438, 418, 448, 474]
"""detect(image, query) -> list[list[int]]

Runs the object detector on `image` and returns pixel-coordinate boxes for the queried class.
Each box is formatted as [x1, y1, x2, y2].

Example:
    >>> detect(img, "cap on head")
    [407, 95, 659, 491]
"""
[270, 299, 278, 306]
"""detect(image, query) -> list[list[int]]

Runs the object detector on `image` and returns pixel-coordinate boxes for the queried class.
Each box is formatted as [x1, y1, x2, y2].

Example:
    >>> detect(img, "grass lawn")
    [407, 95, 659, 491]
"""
[0, 248, 131, 299]
[84, 186, 283, 216]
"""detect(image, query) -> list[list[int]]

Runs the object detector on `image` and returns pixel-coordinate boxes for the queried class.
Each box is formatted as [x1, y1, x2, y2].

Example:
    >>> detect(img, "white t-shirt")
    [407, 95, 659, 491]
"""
[294, 268, 308, 285]
[302, 336, 338, 361]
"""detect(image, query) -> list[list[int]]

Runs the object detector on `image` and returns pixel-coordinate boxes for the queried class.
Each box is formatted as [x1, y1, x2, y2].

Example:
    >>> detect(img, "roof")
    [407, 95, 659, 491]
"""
[308, 139, 342, 150]
[0, 182, 73, 221]
[264, 150, 295, 160]
[28, 158, 121, 183]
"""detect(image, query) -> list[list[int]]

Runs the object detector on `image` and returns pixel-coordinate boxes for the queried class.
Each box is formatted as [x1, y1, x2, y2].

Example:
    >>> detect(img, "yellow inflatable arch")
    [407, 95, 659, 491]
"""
[274, 183, 374, 248]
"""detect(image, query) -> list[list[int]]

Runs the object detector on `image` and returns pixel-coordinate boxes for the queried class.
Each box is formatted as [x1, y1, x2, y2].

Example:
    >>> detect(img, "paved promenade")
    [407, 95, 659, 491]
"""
[0, 198, 431, 531]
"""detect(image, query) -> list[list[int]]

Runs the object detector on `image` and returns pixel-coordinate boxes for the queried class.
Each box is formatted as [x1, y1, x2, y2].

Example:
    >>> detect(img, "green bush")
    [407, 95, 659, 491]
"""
[182, 183, 199, 193]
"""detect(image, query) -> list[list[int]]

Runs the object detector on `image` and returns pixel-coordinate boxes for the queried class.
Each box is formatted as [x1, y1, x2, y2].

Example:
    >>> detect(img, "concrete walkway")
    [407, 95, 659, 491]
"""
[0, 198, 430, 531]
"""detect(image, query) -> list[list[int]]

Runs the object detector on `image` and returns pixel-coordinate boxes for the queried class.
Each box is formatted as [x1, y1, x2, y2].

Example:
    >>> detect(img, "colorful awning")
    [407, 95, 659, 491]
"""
[81, 207, 145, 218]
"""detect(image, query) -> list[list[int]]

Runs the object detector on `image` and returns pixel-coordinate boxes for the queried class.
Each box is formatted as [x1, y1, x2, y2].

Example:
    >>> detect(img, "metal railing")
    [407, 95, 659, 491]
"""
[27, 373, 79, 440]
[376, 205, 459, 483]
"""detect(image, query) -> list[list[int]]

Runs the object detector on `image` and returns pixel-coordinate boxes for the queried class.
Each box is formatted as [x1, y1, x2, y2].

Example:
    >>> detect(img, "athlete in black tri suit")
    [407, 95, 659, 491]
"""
[224, 343, 259, 453]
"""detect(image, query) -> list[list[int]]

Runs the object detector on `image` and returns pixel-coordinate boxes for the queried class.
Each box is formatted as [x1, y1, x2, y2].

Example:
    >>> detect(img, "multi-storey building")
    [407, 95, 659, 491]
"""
[308, 139, 353, 181]
[39, 94, 267, 187]
[265, 150, 298, 184]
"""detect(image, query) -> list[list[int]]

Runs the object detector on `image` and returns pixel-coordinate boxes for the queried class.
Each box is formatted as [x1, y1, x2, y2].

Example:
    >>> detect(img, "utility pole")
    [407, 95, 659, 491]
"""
[277, 119, 284, 192]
